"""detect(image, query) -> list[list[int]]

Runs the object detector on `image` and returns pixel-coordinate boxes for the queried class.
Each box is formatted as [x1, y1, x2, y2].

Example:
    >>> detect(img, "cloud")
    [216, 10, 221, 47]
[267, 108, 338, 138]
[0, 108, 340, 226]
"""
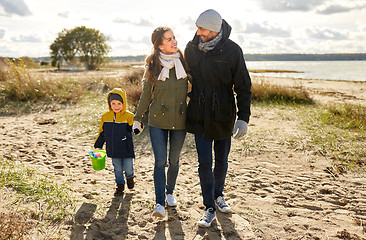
[317, 3, 366, 14]
[58, 11, 70, 18]
[244, 22, 290, 37]
[113, 17, 153, 27]
[306, 27, 348, 40]
[259, 0, 325, 12]
[0, 28, 5, 38]
[0, 0, 31, 16]
[11, 34, 42, 42]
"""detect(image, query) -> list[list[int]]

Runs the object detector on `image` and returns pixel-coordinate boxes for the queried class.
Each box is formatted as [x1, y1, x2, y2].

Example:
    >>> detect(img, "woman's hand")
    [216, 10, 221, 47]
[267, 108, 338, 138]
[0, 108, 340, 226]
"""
[133, 121, 144, 135]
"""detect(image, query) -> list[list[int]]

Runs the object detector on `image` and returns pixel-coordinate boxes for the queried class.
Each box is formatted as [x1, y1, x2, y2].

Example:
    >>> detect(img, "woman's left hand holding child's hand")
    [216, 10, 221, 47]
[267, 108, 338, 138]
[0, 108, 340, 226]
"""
[133, 121, 144, 135]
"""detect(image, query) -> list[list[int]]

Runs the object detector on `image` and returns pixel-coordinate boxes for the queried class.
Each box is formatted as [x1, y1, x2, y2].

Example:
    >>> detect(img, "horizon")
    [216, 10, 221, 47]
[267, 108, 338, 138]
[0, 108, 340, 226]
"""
[20, 53, 366, 59]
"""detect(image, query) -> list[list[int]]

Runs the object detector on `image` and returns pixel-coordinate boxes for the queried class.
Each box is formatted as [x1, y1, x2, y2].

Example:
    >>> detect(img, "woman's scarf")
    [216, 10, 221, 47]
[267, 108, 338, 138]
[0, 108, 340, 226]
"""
[158, 52, 187, 81]
[198, 29, 223, 52]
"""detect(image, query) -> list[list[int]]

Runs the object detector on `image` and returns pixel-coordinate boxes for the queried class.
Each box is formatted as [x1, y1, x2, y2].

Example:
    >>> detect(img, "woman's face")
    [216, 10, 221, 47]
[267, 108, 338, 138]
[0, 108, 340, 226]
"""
[159, 30, 178, 55]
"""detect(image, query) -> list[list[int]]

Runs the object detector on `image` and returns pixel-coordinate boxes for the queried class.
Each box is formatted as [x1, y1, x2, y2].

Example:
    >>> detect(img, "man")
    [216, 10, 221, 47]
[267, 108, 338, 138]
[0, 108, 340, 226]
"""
[184, 9, 252, 227]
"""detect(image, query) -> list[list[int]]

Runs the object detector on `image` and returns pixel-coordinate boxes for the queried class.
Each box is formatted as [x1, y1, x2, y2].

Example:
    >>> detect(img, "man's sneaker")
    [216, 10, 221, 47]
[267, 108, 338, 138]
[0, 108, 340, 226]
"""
[215, 196, 231, 213]
[166, 194, 177, 207]
[152, 204, 165, 218]
[197, 208, 216, 227]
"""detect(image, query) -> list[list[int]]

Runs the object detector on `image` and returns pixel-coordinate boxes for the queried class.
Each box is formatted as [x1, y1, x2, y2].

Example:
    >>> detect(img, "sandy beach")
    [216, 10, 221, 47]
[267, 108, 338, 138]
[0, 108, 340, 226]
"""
[1, 75, 365, 239]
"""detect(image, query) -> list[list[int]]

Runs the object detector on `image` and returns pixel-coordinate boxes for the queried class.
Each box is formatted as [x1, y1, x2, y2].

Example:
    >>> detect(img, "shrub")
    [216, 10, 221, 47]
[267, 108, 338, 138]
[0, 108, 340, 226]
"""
[251, 79, 314, 104]
[126, 68, 144, 85]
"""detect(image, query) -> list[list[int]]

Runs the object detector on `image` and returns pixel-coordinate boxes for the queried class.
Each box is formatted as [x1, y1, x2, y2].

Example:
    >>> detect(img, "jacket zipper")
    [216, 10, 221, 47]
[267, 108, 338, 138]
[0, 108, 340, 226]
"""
[111, 112, 116, 155]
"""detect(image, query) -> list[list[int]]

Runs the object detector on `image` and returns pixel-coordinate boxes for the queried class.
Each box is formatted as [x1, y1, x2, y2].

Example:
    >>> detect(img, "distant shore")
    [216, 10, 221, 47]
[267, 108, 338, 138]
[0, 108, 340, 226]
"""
[29, 53, 366, 63]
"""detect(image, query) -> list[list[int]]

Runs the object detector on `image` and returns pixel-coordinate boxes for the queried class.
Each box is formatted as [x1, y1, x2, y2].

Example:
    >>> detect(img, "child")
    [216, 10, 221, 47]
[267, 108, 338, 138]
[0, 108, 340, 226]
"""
[94, 88, 141, 195]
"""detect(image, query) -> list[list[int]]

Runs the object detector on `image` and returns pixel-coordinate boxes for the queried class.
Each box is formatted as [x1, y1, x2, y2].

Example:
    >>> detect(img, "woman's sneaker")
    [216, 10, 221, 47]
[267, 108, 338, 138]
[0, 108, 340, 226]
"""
[215, 196, 231, 213]
[166, 194, 177, 207]
[152, 204, 165, 218]
[197, 208, 216, 227]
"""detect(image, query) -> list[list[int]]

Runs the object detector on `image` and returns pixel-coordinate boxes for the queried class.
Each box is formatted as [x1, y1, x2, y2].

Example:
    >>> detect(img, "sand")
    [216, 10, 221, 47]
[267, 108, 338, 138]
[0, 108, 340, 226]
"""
[1, 76, 365, 239]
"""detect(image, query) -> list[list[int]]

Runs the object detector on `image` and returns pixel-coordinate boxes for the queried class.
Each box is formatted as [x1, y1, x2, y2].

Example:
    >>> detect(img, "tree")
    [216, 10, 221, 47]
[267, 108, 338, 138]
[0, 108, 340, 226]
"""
[50, 26, 110, 70]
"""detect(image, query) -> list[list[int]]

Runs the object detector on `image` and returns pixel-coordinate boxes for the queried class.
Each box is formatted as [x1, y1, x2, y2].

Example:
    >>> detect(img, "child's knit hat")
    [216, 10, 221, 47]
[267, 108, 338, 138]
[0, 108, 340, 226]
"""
[109, 93, 123, 104]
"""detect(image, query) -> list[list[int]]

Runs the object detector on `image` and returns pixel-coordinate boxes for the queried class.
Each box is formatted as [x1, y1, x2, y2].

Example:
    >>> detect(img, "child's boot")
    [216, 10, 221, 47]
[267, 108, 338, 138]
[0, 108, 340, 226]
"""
[127, 176, 134, 189]
[114, 183, 124, 196]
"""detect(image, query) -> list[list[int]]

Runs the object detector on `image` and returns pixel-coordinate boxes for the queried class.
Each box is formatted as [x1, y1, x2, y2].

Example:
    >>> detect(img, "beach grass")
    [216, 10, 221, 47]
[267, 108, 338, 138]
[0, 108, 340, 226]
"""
[306, 103, 365, 169]
[0, 59, 143, 115]
[279, 103, 366, 171]
[0, 156, 76, 239]
[251, 78, 314, 104]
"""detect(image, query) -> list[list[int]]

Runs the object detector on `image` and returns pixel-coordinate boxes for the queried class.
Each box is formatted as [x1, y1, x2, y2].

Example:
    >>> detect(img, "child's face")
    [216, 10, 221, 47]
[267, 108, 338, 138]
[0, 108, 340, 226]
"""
[110, 100, 123, 113]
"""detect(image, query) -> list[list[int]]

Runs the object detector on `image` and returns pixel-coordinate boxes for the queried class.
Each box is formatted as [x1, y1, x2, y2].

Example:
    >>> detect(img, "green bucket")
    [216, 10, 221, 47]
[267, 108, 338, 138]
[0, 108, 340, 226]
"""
[89, 150, 106, 170]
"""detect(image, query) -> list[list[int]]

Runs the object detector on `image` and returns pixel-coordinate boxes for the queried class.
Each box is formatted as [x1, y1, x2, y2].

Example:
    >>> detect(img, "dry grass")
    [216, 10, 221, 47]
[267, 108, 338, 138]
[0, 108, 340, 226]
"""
[249, 69, 303, 73]
[323, 103, 366, 130]
[251, 78, 314, 104]
[103, 61, 143, 69]
[0, 156, 76, 239]
[0, 60, 144, 115]
[0, 211, 33, 240]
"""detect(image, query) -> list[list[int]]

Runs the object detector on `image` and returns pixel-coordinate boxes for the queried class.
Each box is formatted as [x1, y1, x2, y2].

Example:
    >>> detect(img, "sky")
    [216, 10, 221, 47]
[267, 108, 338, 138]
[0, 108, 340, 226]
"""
[1, 0, 366, 57]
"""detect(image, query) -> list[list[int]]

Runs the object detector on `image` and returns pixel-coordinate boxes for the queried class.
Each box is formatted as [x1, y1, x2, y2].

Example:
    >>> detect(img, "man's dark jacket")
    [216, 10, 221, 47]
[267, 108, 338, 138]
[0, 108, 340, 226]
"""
[184, 19, 252, 140]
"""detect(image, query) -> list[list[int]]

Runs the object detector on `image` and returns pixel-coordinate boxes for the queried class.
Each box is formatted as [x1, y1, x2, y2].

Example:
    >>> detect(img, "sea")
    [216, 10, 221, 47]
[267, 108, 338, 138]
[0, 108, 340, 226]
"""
[245, 61, 366, 82]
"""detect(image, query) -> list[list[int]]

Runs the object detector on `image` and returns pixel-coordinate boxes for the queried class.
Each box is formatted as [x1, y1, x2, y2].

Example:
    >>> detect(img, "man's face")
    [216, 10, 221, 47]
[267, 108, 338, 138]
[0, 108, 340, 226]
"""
[196, 25, 218, 43]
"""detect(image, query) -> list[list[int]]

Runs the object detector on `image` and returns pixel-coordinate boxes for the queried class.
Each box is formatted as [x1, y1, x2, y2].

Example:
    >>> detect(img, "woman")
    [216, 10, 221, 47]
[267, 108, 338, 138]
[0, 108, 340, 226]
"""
[133, 27, 188, 218]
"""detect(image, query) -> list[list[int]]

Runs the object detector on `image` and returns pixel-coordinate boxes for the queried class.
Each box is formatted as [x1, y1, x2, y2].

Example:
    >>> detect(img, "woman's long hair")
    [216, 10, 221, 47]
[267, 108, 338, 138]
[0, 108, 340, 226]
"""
[145, 26, 188, 85]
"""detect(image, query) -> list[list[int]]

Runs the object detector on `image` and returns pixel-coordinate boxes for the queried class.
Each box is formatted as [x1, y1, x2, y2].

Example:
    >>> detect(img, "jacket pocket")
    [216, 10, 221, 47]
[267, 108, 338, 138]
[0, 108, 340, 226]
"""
[179, 102, 187, 116]
[149, 102, 168, 122]
[214, 101, 235, 121]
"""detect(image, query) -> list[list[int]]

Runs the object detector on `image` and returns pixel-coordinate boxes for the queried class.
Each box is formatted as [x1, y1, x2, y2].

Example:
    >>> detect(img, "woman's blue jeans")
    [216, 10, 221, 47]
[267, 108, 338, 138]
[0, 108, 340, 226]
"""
[149, 126, 186, 206]
[194, 135, 231, 211]
[112, 157, 134, 185]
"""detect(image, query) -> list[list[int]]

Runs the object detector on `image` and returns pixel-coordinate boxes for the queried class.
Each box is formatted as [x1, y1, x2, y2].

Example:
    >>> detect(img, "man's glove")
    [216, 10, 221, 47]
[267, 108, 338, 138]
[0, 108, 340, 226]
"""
[133, 121, 144, 135]
[232, 119, 248, 139]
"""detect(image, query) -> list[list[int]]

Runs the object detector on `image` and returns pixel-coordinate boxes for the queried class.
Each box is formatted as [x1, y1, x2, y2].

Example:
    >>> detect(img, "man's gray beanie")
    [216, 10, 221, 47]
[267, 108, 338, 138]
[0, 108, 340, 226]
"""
[195, 9, 222, 32]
